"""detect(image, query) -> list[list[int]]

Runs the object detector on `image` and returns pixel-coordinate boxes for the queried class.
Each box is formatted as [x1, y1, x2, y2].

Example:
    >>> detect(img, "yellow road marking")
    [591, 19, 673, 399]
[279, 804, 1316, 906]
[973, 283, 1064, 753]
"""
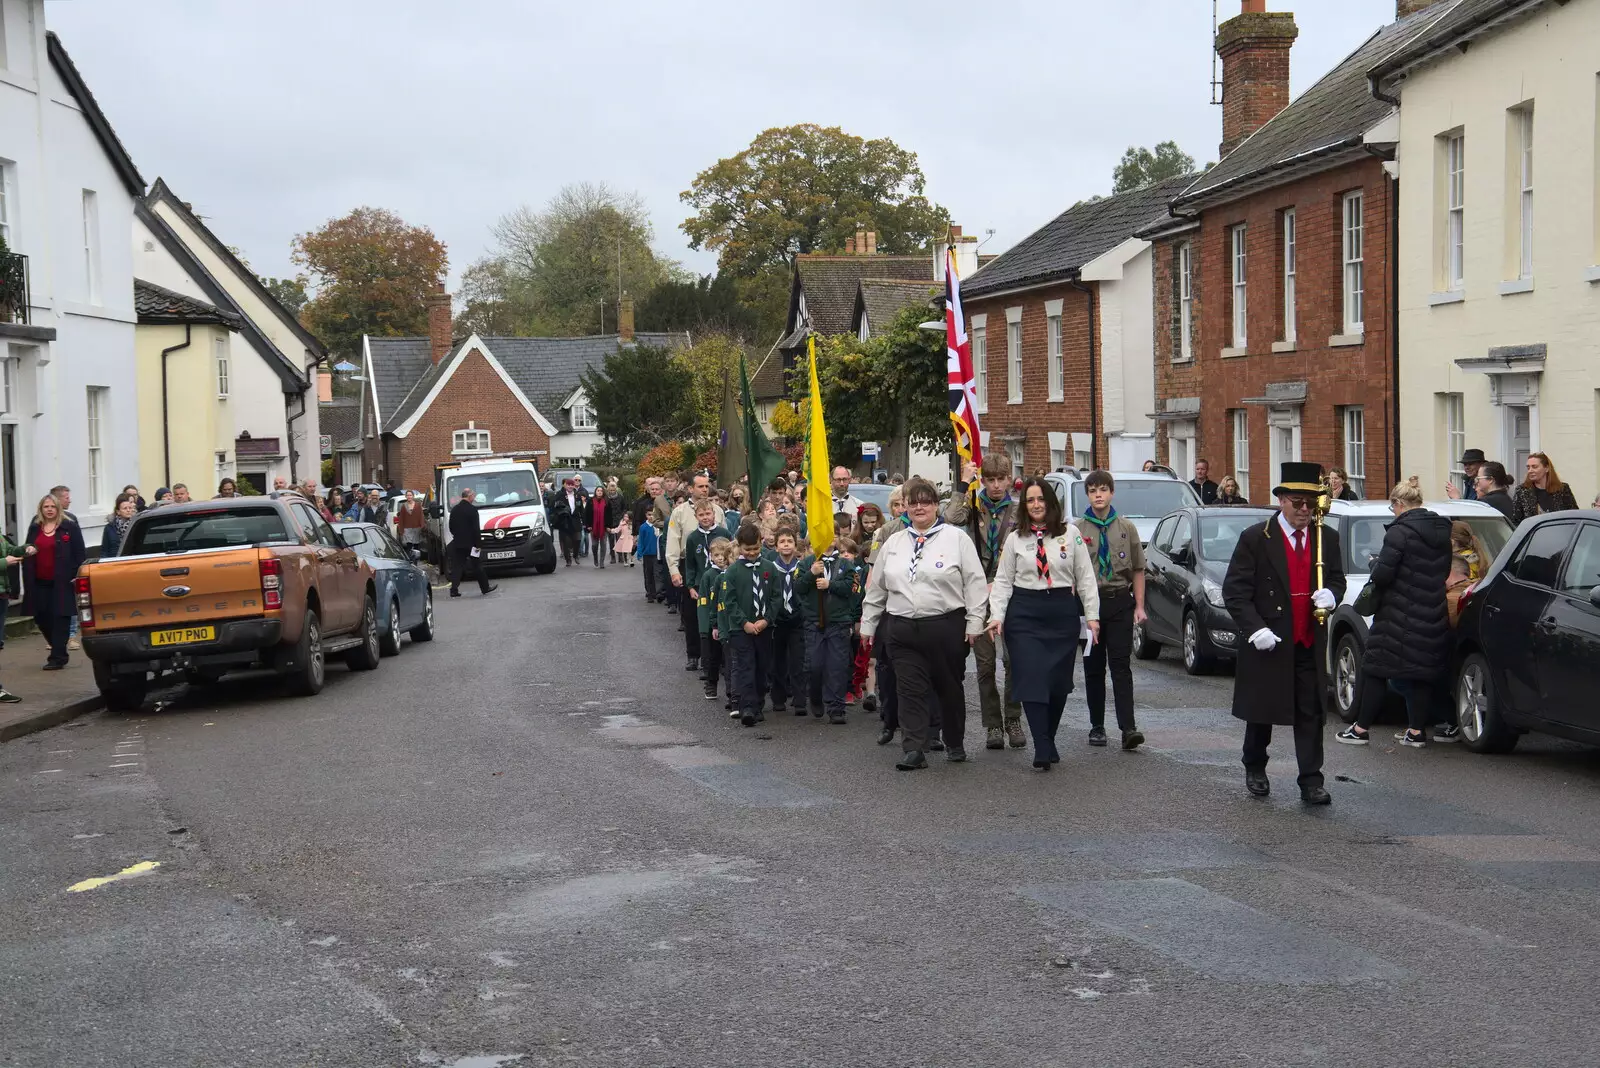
[67, 860, 160, 893]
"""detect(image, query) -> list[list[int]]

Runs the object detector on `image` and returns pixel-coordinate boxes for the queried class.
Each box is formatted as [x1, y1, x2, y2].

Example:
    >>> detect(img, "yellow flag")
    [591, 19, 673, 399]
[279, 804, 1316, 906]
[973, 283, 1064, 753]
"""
[805, 336, 834, 554]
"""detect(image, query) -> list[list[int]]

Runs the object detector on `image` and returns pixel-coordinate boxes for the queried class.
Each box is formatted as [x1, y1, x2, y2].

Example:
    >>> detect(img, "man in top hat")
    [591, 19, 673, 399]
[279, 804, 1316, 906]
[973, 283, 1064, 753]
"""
[1222, 462, 1346, 804]
[1444, 448, 1487, 501]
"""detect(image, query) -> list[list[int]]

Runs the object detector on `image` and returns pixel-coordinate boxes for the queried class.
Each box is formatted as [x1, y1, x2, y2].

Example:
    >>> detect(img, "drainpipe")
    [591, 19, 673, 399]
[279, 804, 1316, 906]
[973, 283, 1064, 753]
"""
[1068, 276, 1099, 470]
[160, 324, 193, 487]
[1388, 169, 1401, 485]
[284, 388, 305, 483]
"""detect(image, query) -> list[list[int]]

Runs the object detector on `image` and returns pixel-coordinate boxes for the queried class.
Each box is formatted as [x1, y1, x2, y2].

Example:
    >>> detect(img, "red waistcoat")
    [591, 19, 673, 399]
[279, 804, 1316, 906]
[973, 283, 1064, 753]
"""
[1284, 527, 1314, 648]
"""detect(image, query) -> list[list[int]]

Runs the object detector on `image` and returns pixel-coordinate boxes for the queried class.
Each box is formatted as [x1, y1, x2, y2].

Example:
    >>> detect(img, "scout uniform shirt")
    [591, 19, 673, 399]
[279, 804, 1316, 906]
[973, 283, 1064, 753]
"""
[683, 523, 721, 591]
[695, 563, 725, 635]
[769, 553, 805, 625]
[1073, 511, 1145, 592]
[721, 555, 779, 630]
[793, 553, 867, 626]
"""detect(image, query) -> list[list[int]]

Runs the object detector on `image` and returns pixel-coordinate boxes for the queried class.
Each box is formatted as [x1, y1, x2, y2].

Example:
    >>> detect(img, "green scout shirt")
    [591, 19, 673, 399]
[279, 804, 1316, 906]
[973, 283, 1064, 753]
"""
[1073, 513, 1146, 592]
[793, 553, 866, 626]
[683, 524, 722, 591]
[722, 556, 778, 630]
[768, 553, 805, 624]
[696, 564, 724, 635]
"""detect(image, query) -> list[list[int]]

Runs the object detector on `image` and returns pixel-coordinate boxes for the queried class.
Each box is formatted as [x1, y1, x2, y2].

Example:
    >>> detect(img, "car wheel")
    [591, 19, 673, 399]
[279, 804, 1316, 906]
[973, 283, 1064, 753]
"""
[92, 660, 147, 714]
[1332, 632, 1363, 723]
[409, 592, 435, 642]
[1457, 652, 1518, 754]
[379, 598, 403, 657]
[346, 594, 381, 671]
[285, 609, 325, 696]
[1182, 610, 1216, 676]
[1132, 620, 1161, 660]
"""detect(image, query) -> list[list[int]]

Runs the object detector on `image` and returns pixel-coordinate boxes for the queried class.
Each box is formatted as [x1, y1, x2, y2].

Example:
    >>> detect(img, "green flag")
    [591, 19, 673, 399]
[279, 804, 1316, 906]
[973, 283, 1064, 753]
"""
[741, 356, 785, 494]
[717, 367, 747, 486]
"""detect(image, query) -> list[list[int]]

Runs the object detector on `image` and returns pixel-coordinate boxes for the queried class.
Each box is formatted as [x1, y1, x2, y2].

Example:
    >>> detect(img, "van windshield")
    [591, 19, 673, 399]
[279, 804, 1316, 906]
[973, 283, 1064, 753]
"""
[121, 507, 295, 555]
[445, 470, 541, 507]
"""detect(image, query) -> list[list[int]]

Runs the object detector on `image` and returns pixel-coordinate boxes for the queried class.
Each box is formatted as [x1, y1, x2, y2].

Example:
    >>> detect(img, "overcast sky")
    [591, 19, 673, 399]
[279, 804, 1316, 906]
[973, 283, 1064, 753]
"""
[49, 0, 1400, 290]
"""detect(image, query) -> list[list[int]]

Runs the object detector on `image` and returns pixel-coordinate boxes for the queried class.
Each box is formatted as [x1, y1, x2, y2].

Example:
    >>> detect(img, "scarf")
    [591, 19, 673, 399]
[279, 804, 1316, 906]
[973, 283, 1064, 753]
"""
[1030, 524, 1051, 588]
[773, 556, 799, 612]
[743, 558, 764, 613]
[1083, 507, 1118, 583]
[907, 520, 944, 581]
[976, 491, 1012, 563]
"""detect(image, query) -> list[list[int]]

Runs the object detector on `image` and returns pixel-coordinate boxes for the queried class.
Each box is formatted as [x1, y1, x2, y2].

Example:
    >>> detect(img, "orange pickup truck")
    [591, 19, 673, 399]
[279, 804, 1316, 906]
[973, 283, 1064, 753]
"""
[77, 492, 381, 711]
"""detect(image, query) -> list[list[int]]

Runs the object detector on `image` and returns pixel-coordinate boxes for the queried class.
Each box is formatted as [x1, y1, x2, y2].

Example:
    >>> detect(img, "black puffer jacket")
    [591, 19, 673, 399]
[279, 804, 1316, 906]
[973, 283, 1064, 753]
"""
[1362, 507, 1454, 681]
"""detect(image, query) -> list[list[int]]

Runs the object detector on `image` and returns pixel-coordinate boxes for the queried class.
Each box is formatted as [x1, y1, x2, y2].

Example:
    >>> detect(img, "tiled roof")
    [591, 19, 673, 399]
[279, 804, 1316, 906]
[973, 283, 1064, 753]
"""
[318, 398, 360, 452]
[748, 350, 788, 401]
[366, 338, 435, 433]
[134, 279, 243, 328]
[1175, 2, 1459, 206]
[962, 175, 1198, 299]
[785, 254, 934, 344]
[1370, 0, 1528, 86]
[377, 332, 691, 434]
[854, 279, 937, 335]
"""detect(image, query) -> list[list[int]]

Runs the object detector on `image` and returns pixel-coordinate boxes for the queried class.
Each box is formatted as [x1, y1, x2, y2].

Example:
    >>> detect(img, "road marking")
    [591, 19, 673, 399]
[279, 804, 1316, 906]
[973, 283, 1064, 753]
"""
[109, 762, 139, 768]
[37, 769, 63, 774]
[66, 860, 161, 893]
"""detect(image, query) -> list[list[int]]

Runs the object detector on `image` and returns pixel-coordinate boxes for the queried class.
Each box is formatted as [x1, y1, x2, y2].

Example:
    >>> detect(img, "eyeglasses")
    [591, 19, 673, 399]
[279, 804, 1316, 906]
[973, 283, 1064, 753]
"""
[1284, 498, 1314, 511]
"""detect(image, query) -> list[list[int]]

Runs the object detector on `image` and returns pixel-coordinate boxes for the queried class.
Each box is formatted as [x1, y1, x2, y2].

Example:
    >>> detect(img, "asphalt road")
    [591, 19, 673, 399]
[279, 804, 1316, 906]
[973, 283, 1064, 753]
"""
[5, 560, 1600, 1068]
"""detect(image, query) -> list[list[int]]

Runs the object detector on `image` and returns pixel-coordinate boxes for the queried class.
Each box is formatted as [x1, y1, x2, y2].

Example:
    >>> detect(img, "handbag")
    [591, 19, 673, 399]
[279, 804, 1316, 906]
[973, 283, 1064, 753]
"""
[1352, 582, 1380, 617]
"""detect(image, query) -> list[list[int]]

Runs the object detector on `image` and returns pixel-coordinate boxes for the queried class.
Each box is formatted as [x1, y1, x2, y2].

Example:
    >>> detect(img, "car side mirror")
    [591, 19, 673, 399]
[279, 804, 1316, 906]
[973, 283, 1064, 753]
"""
[1590, 585, 1600, 610]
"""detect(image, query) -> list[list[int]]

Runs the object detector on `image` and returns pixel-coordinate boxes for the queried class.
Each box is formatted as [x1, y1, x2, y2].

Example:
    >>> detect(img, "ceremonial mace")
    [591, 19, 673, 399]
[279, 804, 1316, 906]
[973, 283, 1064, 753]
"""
[1313, 475, 1333, 625]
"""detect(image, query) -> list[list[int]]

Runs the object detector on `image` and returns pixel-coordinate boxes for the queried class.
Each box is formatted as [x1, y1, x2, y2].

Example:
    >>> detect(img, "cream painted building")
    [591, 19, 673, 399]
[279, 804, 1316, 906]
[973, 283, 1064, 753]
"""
[1378, 0, 1600, 500]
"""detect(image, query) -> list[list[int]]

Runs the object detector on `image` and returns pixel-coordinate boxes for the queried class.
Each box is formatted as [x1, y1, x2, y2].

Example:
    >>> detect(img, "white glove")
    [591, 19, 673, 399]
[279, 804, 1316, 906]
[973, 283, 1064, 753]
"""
[1312, 589, 1336, 610]
[1248, 627, 1279, 652]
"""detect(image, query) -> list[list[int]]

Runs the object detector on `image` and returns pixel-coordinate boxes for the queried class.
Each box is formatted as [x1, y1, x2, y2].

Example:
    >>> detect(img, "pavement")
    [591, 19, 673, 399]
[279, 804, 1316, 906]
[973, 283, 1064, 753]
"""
[0, 630, 101, 742]
[5, 560, 1600, 1067]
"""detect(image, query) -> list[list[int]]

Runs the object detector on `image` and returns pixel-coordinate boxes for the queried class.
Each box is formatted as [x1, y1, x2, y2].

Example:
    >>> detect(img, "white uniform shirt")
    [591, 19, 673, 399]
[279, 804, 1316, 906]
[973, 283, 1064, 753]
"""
[988, 526, 1102, 623]
[860, 523, 988, 639]
[666, 498, 727, 578]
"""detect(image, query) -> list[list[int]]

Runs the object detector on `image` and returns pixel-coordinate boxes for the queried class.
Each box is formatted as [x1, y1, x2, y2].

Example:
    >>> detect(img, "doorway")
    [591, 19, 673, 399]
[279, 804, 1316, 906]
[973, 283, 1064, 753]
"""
[1505, 405, 1531, 474]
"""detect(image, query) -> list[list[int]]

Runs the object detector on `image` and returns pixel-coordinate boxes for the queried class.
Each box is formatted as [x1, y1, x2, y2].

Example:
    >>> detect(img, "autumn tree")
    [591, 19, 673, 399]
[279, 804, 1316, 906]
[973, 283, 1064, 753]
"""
[259, 276, 308, 317]
[671, 334, 750, 442]
[1111, 141, 1197, 194]
[579, 343, 696, 450]
[292, 208, 447, 359]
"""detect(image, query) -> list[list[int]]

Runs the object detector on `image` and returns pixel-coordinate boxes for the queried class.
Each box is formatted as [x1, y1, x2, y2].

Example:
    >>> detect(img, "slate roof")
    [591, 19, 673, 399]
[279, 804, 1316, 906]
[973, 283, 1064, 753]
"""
[319, 398, 361, 452]
[779, 254, 934, 349]
[46, 33, 144, 197]
[1369, 0, 1532, 87]
[854, 279, 937, 336]
[1175, 2, 1459, 207]
[366, 338, 436, 433]
[374, 332, 692, 435]
[134, 279, 243, 328]
[961, 175, 1198, 300]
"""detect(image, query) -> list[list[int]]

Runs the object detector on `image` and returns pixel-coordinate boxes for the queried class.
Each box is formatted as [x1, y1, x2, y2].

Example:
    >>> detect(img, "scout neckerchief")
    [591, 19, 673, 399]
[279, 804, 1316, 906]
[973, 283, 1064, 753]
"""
[742, 557, 764, 614]
[976, 490, 1012, 563]
[696, 525, 714, 570]
[1083, 507, 1119, 583]
[1029, 524, 1052, 588]
[907, 520, 944, 581]
[772, 554, 799, 613]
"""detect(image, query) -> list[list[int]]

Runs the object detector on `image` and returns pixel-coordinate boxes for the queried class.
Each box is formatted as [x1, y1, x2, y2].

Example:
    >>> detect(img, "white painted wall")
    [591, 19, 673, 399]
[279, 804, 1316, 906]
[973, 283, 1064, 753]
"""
[1083, 238, 1157, 472]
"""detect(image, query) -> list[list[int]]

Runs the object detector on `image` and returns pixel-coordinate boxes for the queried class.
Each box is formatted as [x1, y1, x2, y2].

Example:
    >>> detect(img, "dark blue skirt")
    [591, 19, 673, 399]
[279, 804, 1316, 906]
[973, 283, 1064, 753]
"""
[1003, 586, 1082, 706]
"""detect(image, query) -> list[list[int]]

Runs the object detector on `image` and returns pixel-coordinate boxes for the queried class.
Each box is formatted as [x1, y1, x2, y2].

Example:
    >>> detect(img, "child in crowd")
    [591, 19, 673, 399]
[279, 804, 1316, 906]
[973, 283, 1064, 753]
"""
[850, 505, 887, 707]
[795, 534, 865, 724]
[633, 506, 660, 599]
[698, 538, 732, 702]
[767, 520, 807, 714]
[683, 499, 721, 678]
[723, 522, 779, 727]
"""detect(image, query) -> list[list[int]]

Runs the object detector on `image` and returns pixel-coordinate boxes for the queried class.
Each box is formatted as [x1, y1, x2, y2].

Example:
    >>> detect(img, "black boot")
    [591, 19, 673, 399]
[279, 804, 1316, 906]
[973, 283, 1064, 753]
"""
[685, 656, 699, 672]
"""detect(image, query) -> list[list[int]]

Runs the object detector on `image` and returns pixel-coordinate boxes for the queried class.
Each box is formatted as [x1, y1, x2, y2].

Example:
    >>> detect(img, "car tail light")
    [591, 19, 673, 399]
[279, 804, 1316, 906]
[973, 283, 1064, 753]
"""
[74, 575, 94, 629]
[259, 557, 283, 610]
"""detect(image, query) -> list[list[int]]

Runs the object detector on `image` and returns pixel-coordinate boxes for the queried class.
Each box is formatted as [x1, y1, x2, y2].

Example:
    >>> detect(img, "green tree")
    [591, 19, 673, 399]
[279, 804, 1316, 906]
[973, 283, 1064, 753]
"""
[636, 273, 760, 341]
[260, 275, 308, 317]
[1111, 141, 1196, 194]
[579, 343, 696, 450]
[672, 334, 748, 441]
[462, 182, 682, 337]
[292, 207, 448, 359]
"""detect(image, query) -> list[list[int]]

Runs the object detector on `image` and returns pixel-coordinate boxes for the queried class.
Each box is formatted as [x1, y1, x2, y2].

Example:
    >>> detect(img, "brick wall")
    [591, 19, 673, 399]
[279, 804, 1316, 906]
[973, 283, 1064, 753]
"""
[1152, 228, 1205, 465]
[963, 280, 1107, 473]
[1152, 157, 1397, 499]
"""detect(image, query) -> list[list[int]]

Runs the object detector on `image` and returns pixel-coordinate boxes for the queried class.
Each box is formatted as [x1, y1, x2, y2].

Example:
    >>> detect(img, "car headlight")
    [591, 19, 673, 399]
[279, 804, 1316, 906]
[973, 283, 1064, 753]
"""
[530, 511, 548, 531]
[1203, 577, 1227, 608]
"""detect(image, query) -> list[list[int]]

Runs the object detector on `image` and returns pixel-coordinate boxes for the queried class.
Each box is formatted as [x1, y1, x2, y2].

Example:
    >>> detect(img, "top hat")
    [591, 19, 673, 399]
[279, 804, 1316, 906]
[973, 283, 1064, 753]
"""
[1460, 448, 1486, 464]
[1272, 462, 1324, 497]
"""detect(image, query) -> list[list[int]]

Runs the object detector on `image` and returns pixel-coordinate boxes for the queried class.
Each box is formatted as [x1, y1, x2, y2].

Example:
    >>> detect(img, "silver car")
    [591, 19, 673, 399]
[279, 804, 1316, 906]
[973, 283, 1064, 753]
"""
[1045, 469, 1201, 545]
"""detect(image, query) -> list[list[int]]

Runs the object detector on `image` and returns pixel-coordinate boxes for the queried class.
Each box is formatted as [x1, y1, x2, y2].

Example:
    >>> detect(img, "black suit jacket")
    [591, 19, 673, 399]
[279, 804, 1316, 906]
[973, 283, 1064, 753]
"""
[1190, 479, 1219, 505]
[448, 499, 480, 548]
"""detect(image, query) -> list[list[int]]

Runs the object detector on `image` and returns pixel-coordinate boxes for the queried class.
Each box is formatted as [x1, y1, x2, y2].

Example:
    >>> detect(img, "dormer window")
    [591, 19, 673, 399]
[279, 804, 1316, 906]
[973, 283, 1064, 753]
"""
[452, 421, 491, 454]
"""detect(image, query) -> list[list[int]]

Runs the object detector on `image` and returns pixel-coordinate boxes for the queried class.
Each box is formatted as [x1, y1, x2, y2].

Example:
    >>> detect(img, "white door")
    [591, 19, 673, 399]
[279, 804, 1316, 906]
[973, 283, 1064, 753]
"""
[1268, 416, 1301, 484]
[1168, 422, 1194, 476]
[1506, 405, 1531, 474]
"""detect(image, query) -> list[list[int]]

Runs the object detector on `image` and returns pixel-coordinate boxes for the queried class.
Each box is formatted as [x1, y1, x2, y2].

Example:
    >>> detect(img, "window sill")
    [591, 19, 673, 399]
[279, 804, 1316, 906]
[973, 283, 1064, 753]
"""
[1271, 341, 1296, 354]
[1171, 355, 1195, 365]
[1328, 332, 1364, 348]
[1428, 290, 1465, 307]
[1047, 394, 1064, 404]
[1220, 346, 1247, 359]
[1584, 265, 1600, 284]
[1007, 399, 1024, 406]
[1497, 278, 1534, 296]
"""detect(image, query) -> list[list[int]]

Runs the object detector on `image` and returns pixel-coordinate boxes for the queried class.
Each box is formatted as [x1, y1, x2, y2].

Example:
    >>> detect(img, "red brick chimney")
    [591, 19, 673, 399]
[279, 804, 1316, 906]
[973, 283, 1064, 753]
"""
[844, 235, 856, 254]
[1396, 0, 1441, 16]
[426, 282, 452, 364]
[1216, 0, 1299, 158]
[619, 297, 635, 343]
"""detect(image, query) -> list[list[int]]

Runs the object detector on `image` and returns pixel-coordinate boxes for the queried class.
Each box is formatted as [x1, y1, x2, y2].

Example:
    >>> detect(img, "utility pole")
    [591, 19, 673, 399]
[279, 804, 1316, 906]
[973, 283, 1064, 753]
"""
[598, 300, 606, 335]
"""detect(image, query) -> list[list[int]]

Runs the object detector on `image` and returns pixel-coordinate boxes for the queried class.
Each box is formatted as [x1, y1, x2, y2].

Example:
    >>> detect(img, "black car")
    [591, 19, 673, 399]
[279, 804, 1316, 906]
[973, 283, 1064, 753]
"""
[1453, 510, 1600, 753]
[1133, 505, 1277, 674]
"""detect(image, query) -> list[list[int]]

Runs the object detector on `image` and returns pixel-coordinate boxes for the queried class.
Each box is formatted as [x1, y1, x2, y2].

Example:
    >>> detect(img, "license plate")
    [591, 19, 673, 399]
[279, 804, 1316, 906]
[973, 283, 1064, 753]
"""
[150, 625, 216, 647]
[486, 550, 518, 561]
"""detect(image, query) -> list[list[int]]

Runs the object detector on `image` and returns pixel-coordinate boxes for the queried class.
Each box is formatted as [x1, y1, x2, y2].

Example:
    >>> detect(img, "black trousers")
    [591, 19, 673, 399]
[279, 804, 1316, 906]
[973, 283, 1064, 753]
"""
[1355, 673, 1431, 733]
[655, 556, 670, 601]
[641, 554, 658, 601]
[448, 546, 491, 594]
[885, 610, 968, 754]
[770, 618, 807, 708]
[700, 633, 723, 693]
[558, 525, 580, 563]
[874, 629, 900, 727]
[680, 578, 701, 659]
[33, 590, 68, 664]
[804, 622, 852, 716]
[591, 530, 608, 567]
[1084, 588, 1136, 731]
[727, 630, 771, 716]
[1242, 644, 1325, 790]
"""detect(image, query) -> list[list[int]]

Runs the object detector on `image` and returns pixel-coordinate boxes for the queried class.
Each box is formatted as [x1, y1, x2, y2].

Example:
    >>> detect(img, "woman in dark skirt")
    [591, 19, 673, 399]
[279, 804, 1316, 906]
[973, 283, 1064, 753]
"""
[987, 478, 1101, 770]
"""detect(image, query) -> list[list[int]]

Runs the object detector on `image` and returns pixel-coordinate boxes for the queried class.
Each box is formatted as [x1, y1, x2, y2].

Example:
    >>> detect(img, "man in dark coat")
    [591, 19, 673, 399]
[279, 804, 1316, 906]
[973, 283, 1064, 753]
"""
[447, 488, 496, 598]
[1222, 462, 1346, 804]
[547, 478, 584, 566]
[1189, 459, 1220, 505]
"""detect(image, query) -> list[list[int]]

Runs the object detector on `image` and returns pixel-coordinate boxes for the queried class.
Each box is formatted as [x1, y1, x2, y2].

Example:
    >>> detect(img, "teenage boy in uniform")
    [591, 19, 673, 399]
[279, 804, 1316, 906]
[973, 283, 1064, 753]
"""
[767, 520, 807, 714]
[724, 523, 779, 727]
[1074, 470, 1149, 750]
[795, 534, 864, 724]
[682, 499, 721, 678]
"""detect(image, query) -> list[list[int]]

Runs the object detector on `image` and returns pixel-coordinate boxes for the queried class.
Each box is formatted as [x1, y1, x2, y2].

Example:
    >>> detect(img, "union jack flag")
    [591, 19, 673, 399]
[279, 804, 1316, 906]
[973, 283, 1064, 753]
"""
[945, 246, 982, 466]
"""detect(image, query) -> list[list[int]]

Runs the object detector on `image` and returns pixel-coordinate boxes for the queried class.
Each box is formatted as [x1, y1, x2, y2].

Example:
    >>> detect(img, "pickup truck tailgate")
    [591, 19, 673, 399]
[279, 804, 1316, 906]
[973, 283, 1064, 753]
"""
[85, 548, 270, 630]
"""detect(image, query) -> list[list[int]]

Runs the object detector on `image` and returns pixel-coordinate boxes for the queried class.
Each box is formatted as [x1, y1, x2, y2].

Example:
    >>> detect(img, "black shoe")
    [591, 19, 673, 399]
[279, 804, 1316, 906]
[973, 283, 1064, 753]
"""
[1121, 728, 1145, 751]
[667, 603, 678, 614]
[862, 694, 878, 713]
[703, 685, 718, 700]
[877, 727, 895, 746]
[1033, 761, 1051, 772]
[946, 747, 967, 763]
[896, 750, 928, 771]
[1300, 785, 1332, 805]
[927, 739, 946, 752]
[828, 713, 847, 725]
[810, 705, 824, 719]
[725, 697, 736, 711]
[449, 589, 462, 598]
[794, 705, 808, 717]
[482, 584, 498, 595]
[1245, 770, 1270, 797]
[1088, 726, 1108, 747]
[685, 657, 699, 672]
[741, 713, 756, 727]
[754, 710, 765, 723]
[43, 661, 64, 671]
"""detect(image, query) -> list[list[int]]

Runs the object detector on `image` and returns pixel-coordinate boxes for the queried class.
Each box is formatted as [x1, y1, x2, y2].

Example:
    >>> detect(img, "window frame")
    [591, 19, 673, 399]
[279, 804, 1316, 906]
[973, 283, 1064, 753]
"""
[1446, 133, 1465, 290]
[451, 426, 492, 455]
[1342, 406, 1366, 497]
[86, 386, 108, 509]
[1342, 192, 1364, 334]
[1046, 306, 1063, 402]
[1281, 211, 1296, 344]
[1558, 523, 1600, 595]
[569, 401, 596, 431]
[1444, 392, 1466, 489]
[1232, 409, 1250, 501]
[215, 335, 230, 399]
[81, 189, 102, 304]
[0, 159, 14, 248]
[1230, 224, 1248, 348]
[1508, 522, 1575, 590]
[1516, 107, 1534, 281]
[1177, 242, 1193, 361]
[1006, 309, 1023, 404]
[972, 320, 988, 414]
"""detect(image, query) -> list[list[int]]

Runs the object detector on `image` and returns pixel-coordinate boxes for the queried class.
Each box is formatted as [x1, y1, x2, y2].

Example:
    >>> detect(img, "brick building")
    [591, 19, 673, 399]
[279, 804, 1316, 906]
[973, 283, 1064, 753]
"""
[357, 291, 688, 488]
[958, 177, 1194, 476]
[1143, 0, 1441, 501]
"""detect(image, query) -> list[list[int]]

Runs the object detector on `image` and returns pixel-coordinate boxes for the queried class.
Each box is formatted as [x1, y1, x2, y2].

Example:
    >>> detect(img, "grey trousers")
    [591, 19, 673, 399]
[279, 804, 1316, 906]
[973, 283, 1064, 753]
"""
[971, 603, 1021, 729]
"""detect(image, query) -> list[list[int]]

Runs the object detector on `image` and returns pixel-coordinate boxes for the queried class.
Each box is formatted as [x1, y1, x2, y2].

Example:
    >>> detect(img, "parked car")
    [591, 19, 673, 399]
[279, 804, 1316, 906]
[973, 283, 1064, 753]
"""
[1322, 498, 1513, 721]
[1134, 505, 1278, 673]
[1452, 510, 1600, 753]
[849, 483, 893, 514]
[333, 522, 436, 656]
[543, 469, 602, 495]
[1045, 468, 1200, 545]
[77, 492, 381, 710]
